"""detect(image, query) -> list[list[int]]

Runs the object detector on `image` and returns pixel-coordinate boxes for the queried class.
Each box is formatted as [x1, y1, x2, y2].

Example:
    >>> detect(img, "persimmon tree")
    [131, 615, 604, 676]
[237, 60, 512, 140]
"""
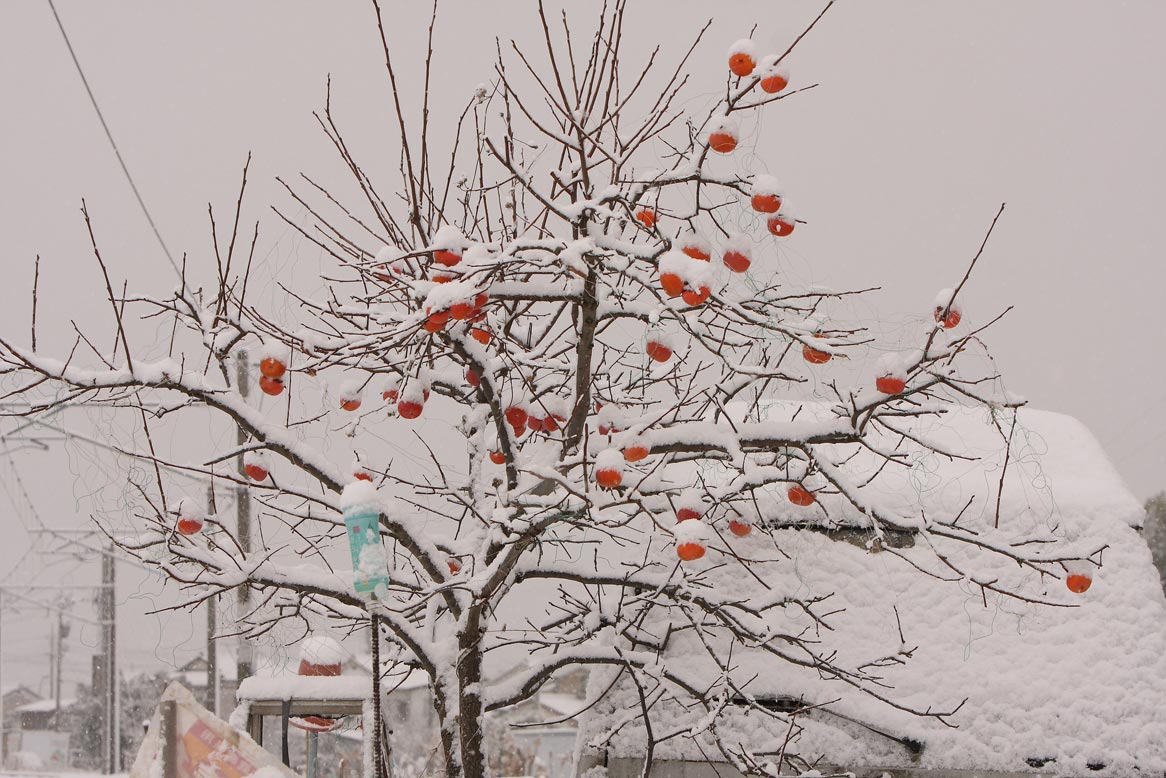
[0, 3, 1094, 777]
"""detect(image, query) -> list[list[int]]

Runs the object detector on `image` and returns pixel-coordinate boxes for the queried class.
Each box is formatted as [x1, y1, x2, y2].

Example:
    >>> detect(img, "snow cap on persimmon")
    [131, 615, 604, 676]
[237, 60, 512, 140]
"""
[174, 496, 206, 535]
[257, 339, 290, 377]
[397, 376, 431, 418]
[675, 229, 712, 261]
[875, 352, 916, 395]
[382, 376, 401, 403]
[339, 380, 364, 411]
[727, 38, 757, 77]
[766, 201, 797, 237]
[595, 403, 627, 435]
[175, 496, 203, 521]
[750, 175, 784, 214]
[425, 278, 482, 318]
[722, 233, 753, 273]
[658, 251, 712, 297]
[1064, 560, 1095, 594]
[674, 517, 711, 561]
[933, 287, 964, 329]
[757, 55, 790, 94]
[876, 352, 913, 381]
[594, 448, 626, 489]
[243, 450, 271, 482]
[431, 224, 468, 267]
[675, 490, 705, 522]
[645, 328, 679, 364]
[533, 395, 569, 432]
[707, 116, 740, 154]
[351, 453, 374, 482]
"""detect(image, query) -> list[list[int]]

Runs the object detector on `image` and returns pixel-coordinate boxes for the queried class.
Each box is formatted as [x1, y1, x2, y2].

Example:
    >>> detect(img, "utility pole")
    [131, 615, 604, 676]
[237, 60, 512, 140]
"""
[206, 594, 218, 715]
[53, 610, 64, 731]
[100, 546, 119, 773]
[235, 352, 253, 687]
[205, 486, 219, 716]
[0, 583, 114, 764]
[25, 530, 122, 771]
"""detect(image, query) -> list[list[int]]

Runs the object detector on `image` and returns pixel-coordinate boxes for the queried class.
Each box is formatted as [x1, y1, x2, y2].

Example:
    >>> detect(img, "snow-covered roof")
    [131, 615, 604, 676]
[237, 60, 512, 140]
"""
[534, 692, 585, 719]
[579, 406, 1166, 776]
[341, 654, 430, 692]
[237, 675, 372, 702]
[665, 403, 1143, 535]
[16, 698, 76, 713]
[1, 684, 38, 697]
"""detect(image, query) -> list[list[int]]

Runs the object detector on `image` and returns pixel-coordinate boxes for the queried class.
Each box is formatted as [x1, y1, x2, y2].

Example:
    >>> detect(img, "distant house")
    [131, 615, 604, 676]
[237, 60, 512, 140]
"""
[167, 650, 239, 715]
[496, 667, 588, 778]
[1, 686, 41, 761]
[366, 658, 586, 777]
[1, 685, 40, 731]
[575, 406, 1166, 778]
[14, 697, 77, 732]
[237, 646, 586, 778]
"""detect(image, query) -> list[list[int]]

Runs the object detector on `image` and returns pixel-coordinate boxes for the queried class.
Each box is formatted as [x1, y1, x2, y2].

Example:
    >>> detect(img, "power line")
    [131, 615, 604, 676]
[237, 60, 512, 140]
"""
[45, 0, 183, 280]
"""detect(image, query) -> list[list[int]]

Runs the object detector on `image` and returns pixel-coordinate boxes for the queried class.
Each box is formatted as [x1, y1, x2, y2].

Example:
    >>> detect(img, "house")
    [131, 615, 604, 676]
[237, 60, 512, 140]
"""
[1, 686, 41, 762]
[168, 649, 239, 715]
[236, 644, 587, 778]
[499, 668, 589, 778]
[574, 405, 1166, 778]
[1, 685, 41, 731]
[14, 697, 78, 732]
[349, 653, 586, 775]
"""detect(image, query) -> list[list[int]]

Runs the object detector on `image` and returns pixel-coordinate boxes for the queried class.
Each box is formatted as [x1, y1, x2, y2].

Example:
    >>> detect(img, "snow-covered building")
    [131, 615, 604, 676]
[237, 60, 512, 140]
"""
[167, 651, 239, 715]
[0, 685, 40, 765]
[575, 406, 1166, 778]
[13, 697, 77, 731]
[236, 638, 587, 778]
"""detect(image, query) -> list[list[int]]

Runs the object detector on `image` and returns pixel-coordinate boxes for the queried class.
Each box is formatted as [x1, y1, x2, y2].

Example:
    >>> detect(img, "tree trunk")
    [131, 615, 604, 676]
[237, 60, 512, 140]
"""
[433, 688, 462, 778]
[457, 637, 488, 778]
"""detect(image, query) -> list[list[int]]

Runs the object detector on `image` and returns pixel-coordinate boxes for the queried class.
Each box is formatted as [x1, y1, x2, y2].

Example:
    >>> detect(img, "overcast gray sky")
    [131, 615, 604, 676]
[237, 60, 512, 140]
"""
[1, 1, 1164, 689]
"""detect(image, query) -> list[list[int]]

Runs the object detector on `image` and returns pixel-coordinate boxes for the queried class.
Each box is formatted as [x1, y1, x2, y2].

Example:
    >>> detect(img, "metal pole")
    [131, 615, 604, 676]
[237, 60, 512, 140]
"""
[370, 608, 387, 778]
[47, 616, 54, 711]
[101, 549, 111, 773]
[159, 700, 177, 778]
[206, 485, 218, 716]
[235, 352, 253, 688]
[307, 731, 319, 778]
[53, 611, 63, 731]
[102, 545, 119, 773]
[206, 595, 217, 715]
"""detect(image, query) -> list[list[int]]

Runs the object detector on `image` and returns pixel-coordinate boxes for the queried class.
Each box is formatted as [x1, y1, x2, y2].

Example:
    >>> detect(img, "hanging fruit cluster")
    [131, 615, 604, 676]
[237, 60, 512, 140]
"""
[745, 175, 795, 238]
[257, 342, 289, 397]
